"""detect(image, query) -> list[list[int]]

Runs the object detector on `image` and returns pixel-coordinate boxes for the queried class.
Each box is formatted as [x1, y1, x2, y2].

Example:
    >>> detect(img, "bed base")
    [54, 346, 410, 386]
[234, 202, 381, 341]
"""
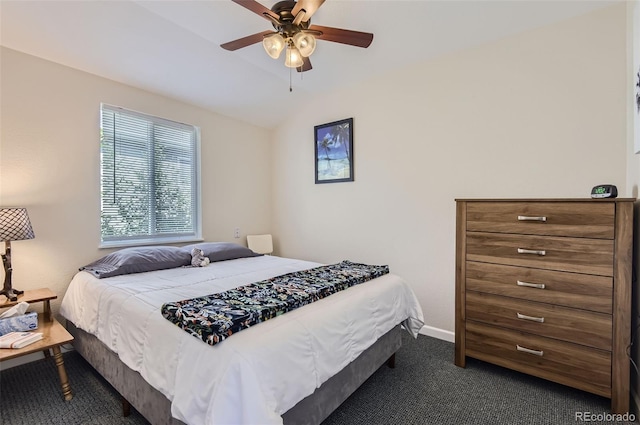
[66, 321, 402, 425]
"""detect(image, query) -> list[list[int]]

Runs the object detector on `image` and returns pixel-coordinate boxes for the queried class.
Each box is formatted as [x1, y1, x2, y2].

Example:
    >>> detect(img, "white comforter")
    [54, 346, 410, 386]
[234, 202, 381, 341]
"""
[60, 255, 424, 425]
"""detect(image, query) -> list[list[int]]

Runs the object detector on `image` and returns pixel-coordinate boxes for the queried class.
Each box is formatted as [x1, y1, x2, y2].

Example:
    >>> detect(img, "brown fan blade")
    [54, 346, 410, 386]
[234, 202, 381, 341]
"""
[232, 0, 280, 23]
[309, 25, 373, 48]
[291, 0, 325, 23]
[221, 30, 274, 51]
[297, 56, 312, 73]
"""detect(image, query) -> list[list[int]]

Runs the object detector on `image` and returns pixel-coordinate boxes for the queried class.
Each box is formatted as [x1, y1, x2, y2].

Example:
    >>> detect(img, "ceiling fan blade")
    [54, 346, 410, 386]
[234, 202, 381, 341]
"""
[232, 0, 281, 23]
[221, 30, 274, 51]
[291, 0, 325, 23]
[309, 25, 373, 48]
[297, 56, 312, 73]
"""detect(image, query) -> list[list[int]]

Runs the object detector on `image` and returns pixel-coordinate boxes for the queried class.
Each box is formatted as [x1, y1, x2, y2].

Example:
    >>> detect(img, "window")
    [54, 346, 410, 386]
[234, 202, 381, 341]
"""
[100, 104, 201, 247]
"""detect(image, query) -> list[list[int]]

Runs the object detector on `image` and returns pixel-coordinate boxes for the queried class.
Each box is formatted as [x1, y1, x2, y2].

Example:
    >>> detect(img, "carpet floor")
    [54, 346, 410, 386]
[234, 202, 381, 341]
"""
[0, 333, 636, 424]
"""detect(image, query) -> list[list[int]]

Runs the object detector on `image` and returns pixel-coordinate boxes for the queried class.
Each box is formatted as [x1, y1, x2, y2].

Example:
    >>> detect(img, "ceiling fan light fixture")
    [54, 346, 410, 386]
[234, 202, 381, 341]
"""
[292, 32, 316, 57]
[263, 33, 285, 59]
[222, 0, 374, 75]
[285, 45, 304, 68]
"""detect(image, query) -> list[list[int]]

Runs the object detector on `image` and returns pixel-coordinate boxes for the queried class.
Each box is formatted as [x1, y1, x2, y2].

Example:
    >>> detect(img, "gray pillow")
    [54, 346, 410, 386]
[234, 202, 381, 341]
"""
[80, 246, 192, 278]
[181, 242, 262, 263]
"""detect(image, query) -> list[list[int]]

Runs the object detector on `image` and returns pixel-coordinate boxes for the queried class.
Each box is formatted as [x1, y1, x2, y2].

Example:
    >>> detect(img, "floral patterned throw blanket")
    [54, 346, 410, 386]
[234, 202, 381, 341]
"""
[161, 260, 389, 346]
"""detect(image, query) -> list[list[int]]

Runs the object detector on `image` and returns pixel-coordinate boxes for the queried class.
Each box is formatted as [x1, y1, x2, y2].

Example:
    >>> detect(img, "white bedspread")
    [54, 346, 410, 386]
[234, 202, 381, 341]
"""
[60, 255, 424, 425]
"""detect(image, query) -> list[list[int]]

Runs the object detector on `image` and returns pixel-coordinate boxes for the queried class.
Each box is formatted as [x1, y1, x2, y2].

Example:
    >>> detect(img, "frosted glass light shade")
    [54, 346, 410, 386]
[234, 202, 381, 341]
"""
[292, 32, 316, 57]
[285, 46, 304, 68]
[263, 33, 285, 59]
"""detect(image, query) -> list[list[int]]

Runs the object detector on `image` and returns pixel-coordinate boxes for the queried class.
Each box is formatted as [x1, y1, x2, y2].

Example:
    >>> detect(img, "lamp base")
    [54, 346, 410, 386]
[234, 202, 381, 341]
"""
[0, 287, 23, 302]
[1, 246, 22, 302]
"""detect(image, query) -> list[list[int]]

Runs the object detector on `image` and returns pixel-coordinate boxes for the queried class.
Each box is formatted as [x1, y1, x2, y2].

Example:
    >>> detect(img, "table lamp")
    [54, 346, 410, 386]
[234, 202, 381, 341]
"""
[0, 208, 35, 301]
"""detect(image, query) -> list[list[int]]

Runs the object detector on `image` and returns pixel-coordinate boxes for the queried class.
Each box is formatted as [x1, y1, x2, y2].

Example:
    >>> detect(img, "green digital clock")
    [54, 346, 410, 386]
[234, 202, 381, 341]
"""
[591, 184, 617, 199]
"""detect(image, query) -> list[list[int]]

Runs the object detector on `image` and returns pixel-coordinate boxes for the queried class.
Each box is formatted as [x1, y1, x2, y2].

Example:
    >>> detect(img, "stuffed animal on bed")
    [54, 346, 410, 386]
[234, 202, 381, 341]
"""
[191, 248, 210, 267]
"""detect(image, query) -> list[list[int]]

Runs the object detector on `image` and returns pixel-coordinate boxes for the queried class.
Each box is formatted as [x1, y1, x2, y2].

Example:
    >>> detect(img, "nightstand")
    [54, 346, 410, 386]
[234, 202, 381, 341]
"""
[0, 288, 74, 401]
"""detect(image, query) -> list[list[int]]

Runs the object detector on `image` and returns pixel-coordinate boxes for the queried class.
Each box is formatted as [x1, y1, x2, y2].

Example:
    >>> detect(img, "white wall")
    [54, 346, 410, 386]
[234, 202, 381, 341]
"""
[0, 47, 272, 317]
[626, 0, 640, 414]
[272, 4, 628, 339]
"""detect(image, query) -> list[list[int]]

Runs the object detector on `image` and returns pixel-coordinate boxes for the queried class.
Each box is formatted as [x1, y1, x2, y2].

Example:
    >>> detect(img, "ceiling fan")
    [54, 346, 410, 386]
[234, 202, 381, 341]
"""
[221, 0, 374, 72]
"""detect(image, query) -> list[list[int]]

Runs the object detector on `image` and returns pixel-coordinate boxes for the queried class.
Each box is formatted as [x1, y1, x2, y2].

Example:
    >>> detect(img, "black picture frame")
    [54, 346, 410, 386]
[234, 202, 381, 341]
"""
[314, 118, 354, 184]
[635, 66, 640, 153]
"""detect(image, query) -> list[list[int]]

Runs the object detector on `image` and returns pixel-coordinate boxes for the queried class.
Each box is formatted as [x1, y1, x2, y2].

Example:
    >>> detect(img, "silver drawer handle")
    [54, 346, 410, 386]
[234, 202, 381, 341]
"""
[517, 280, 546, 289]
[516, 345, 544, 356]
[517, 215, 547, 222]
[517, 312, 545, 323]
[517, 248, 546, 256]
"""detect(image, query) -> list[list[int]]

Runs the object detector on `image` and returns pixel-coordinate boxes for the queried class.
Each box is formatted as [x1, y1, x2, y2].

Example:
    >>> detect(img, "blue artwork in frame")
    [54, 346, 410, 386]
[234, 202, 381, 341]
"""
[314, 118, 354, 184]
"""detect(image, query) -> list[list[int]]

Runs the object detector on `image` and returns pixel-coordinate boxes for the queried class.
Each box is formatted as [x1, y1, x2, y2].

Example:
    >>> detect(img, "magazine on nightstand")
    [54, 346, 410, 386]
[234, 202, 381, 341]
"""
[0, 331, 43, 349]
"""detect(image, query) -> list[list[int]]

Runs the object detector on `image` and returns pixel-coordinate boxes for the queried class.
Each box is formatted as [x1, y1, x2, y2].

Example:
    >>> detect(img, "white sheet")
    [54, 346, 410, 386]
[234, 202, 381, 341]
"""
[60, 255, 424, 425]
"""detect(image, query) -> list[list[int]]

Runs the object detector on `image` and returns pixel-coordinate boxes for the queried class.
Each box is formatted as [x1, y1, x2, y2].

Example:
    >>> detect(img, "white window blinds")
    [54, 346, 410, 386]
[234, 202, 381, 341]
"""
[100, 104, 201, 246]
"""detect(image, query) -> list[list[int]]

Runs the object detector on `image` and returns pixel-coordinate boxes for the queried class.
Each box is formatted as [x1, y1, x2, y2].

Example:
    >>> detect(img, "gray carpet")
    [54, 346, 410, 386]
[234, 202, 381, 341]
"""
[0, 333, 636, 424]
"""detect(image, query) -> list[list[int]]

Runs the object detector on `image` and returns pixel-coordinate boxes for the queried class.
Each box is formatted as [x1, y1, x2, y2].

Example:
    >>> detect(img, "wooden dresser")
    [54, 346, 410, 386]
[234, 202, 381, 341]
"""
[454, 198, 633, 413]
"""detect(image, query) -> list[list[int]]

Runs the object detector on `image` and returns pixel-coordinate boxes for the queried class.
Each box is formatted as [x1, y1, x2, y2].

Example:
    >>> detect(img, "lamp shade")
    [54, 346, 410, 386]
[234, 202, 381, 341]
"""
[0, 208, 35, 241]
[292, 32, 316, 57]
[263, 33, 285, 59]
[285, 46, 304, 68]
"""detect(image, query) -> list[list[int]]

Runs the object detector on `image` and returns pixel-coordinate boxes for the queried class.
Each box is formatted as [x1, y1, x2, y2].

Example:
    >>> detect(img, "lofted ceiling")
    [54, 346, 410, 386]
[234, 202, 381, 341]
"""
[0, 0, 617, 129]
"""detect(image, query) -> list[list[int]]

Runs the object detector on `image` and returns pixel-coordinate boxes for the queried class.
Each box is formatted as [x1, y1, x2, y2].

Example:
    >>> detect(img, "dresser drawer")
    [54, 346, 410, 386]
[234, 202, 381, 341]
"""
[466, 232, 614, 276]
[465, 262, 613, 314]
[466, 292, 612, 350]
[466, 202, 615, 239]
[466, 321, 611, 397]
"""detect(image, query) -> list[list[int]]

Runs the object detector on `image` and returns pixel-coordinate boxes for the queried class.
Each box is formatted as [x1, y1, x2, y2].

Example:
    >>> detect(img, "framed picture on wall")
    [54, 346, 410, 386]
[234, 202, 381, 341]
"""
[636, 65, 640, 153]
[634, 3, 640, 154]
[314, 118, 354, 184]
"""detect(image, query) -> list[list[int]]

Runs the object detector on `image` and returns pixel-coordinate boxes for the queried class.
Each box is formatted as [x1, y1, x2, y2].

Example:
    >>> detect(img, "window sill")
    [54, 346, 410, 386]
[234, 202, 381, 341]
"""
[99, 236, 204, 249]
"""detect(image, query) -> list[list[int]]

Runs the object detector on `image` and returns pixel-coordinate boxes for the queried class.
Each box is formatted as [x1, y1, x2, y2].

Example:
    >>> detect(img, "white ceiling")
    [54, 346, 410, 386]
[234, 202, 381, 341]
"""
[0, 0, 618, 129]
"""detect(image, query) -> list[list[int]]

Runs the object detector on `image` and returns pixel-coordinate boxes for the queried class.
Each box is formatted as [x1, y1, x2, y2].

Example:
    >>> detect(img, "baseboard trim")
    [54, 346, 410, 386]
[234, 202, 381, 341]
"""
[419, 325, 454, 343]
[0, 351, 44, 371]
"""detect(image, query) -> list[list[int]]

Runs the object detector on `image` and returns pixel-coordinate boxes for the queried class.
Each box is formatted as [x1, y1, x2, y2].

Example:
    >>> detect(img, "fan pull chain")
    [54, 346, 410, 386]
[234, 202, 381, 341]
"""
[288, 63, 305, 92]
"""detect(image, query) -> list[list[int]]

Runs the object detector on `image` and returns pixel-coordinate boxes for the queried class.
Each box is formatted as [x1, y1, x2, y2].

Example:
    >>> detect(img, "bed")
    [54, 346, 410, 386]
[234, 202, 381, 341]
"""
[60, 243, 424, 425]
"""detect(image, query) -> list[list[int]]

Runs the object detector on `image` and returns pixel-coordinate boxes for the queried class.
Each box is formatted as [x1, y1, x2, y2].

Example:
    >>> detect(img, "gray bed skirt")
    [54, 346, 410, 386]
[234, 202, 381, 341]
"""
[66, 321, 402, 425]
